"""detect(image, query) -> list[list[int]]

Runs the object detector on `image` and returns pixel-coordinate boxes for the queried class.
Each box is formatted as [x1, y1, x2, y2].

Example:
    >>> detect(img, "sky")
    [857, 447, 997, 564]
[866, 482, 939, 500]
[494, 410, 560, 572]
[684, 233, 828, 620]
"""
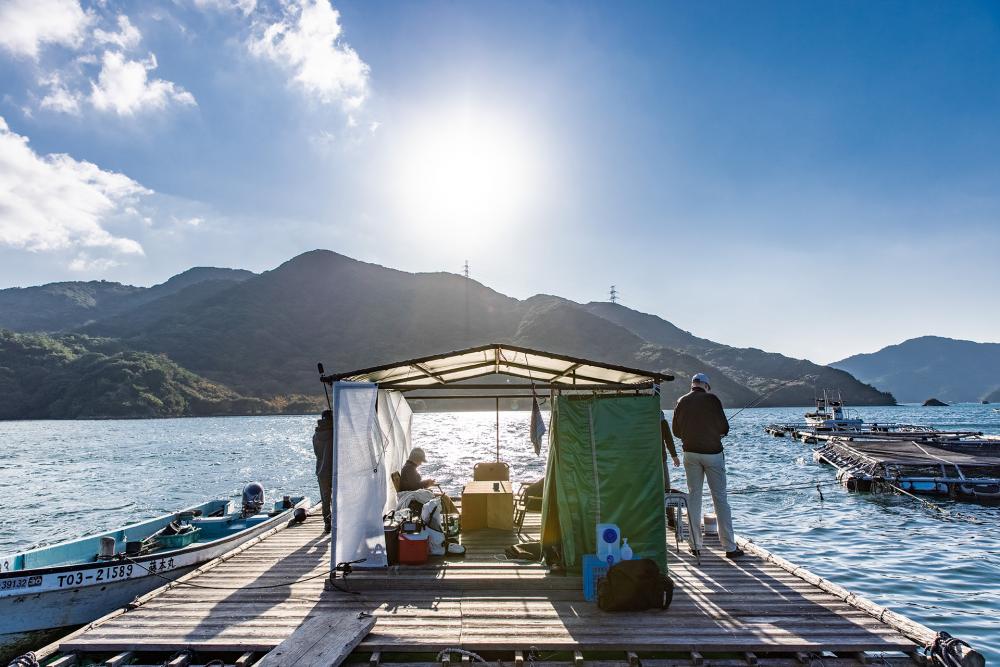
[1, 0, 998, 364]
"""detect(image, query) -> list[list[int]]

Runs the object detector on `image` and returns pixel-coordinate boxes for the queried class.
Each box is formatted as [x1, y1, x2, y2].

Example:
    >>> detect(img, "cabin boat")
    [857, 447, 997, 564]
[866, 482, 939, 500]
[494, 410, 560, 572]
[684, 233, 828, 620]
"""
[0, 488, 308, 652]
[803, 390, 865, 431]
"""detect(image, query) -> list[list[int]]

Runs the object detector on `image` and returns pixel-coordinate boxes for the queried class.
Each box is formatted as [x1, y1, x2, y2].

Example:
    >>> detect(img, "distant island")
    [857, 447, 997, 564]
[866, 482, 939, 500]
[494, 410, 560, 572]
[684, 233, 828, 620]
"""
[923, 398, 949, 407]
[0, 250, 895, 419]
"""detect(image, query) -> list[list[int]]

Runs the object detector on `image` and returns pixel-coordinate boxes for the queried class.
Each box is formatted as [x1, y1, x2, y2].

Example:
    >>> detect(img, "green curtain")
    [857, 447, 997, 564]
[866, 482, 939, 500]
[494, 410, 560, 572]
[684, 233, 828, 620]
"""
[540, 393, 666, 573]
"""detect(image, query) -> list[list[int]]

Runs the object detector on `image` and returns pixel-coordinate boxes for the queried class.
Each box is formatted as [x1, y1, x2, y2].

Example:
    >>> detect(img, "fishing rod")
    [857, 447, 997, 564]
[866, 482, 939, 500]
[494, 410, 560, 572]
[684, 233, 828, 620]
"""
[726, 373, 820, 422]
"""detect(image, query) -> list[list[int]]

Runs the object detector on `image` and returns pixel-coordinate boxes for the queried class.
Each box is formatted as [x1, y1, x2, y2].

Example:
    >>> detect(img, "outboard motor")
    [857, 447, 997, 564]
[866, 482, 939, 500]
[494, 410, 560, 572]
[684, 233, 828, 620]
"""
[242, 482, 265, 517]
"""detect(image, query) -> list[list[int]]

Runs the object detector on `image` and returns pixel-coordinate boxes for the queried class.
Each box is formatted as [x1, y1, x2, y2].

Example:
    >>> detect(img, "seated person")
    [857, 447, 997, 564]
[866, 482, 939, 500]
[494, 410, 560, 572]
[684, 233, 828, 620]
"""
[400, 447, 436, 491]
[399, 447, 458, 515]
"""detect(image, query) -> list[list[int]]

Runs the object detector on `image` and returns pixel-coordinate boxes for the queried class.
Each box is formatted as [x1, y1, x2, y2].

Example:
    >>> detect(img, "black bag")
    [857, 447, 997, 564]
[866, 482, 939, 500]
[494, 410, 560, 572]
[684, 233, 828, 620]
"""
[597, 559, 674, 612]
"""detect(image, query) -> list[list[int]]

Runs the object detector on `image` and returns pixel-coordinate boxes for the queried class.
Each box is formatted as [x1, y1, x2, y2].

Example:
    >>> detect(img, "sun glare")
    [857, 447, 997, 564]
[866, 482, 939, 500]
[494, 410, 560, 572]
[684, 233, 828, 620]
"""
[392, 105, 544, 248]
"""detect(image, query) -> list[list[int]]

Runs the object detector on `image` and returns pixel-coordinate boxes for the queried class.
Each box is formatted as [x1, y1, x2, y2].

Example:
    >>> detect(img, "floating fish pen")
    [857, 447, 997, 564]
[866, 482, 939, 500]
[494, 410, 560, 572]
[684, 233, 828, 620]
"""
[763, 424, 985, 445]
[17, 346, 987, 667]
[814, 439, 1000, 501]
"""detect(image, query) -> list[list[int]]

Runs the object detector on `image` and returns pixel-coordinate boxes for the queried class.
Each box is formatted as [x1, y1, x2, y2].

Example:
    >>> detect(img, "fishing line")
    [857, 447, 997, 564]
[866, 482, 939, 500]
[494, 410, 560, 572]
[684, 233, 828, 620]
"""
[725, 373, 820, 422]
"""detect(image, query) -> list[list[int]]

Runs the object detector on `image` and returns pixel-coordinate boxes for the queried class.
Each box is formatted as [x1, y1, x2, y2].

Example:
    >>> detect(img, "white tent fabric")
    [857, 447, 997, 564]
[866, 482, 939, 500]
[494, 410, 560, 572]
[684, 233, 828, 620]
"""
[331, 382, 412, 570]
[377, 389, 413, 515]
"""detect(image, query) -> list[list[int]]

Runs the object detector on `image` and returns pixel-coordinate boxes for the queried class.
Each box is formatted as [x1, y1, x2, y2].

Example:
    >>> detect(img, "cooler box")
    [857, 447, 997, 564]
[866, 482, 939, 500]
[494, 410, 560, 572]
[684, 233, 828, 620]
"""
[582, 554, 609, 602]
[398, 531, 429, 565]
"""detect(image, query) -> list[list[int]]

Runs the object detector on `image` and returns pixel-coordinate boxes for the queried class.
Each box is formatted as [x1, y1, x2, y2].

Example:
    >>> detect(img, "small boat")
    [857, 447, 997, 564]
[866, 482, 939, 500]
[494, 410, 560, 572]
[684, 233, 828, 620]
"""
[803, 390, 865, 431]
[0, 484, 309, 652]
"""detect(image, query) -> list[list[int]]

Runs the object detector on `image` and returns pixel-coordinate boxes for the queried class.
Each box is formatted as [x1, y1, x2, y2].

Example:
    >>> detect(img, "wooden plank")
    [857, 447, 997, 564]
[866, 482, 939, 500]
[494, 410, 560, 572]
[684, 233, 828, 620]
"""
[255, 612, 376, 667]
[235, 653, 255, 666]
[104, 652, 134, 667]
[47, 657, 77, 667]
[165, 652, 191, 666]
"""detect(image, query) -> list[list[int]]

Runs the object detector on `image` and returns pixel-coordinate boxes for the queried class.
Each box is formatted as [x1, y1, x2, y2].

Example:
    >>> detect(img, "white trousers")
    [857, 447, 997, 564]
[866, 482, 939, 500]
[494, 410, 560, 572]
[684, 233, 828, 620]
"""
[683, 451, 737, 552]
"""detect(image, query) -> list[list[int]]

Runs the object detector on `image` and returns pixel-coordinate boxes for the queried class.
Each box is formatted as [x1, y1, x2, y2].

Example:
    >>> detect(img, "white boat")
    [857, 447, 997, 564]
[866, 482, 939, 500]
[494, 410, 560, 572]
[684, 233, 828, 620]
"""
[0, 486, 309, 654]
[803, 390, 865, 431]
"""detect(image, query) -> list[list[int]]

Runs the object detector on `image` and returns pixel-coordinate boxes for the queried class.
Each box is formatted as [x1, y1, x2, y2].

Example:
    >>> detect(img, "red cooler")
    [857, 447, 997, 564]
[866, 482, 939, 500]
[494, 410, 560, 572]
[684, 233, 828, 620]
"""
[398, 531, 429, 565]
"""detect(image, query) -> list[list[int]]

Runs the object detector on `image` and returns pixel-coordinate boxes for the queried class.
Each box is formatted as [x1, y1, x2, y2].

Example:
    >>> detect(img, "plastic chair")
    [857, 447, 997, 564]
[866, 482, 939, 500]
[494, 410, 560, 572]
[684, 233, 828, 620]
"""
[390, 471, 401, 492]
[472, 461, 510, 481]
[663, 491, 689, 554]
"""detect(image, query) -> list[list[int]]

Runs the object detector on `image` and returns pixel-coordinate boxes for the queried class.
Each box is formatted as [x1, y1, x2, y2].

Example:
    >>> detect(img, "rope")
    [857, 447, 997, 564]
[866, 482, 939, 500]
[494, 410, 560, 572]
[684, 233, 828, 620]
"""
[928, 631, 975, 667]
[6, 653, 38, 667]
[726, 479, 839, 495]
[437, 649, 488, 664]
[588, 404, 601, 523]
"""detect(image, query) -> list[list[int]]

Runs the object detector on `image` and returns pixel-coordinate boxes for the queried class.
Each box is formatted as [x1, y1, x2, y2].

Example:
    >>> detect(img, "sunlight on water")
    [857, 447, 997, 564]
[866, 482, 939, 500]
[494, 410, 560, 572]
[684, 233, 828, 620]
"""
[1, 405, 998, 658]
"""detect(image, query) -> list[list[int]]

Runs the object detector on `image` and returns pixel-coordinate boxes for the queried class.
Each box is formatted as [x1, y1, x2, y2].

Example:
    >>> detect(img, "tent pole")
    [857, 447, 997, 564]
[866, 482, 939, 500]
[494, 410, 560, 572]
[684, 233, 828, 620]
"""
[495, 396, 500, 462]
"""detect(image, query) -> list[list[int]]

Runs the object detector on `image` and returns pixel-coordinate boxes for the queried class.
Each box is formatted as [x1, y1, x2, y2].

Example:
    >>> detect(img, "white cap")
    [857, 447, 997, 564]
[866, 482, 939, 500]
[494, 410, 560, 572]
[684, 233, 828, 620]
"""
[409, 447, 426, 464]
[691, 373, 711, 389]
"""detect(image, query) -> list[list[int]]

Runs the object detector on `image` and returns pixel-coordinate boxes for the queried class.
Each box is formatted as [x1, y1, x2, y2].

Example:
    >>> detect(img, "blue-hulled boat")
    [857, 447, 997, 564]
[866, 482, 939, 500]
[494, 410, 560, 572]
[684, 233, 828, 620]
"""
[0, 487, 310, 652]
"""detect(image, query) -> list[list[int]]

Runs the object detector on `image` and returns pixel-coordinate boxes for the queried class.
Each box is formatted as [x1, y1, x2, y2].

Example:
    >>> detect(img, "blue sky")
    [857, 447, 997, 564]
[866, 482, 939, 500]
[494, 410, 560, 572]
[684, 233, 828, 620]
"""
[1, 0, 998, 363]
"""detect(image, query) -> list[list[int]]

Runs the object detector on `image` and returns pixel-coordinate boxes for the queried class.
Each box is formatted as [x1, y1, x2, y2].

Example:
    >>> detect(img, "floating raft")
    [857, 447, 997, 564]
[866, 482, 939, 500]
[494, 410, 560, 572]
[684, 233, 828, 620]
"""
[32, 506, 983, 666]
[815, 439, 1000, 501]
[764, 423, 985, 445]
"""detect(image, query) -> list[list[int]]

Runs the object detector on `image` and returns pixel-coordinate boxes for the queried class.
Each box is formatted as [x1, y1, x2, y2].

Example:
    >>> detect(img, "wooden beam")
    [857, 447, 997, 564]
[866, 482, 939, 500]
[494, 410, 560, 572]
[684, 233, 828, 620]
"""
[626, 651, 639, 667]
[165, 652, 191, 667]
[47, 657, 77, 667]
[573, 651, 584, 667]
[514, 650, 524, 667]
[690, 651, 704, 665]
[235, 653, 255, 667]
[255, 612, 376, 666]
[744, 652, 759, 665]
[104, 652, 134, 667]
[369, 651, 382, 667]
[441, 651, 451, 667]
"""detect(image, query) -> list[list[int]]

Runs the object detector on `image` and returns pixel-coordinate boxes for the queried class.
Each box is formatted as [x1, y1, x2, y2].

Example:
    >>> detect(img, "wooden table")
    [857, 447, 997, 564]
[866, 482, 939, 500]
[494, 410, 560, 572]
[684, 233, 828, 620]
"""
[461, 480, 514, 530]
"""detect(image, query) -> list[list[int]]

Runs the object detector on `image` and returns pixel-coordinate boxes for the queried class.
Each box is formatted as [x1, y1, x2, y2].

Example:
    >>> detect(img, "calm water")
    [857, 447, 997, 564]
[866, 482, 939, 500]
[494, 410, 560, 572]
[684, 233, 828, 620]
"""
[1, 405, 998, 659]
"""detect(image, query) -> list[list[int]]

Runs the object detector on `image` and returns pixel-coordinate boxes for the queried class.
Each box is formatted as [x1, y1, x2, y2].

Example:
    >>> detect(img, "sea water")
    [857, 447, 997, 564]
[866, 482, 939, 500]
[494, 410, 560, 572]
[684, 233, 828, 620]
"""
[1, 405, 998, 659]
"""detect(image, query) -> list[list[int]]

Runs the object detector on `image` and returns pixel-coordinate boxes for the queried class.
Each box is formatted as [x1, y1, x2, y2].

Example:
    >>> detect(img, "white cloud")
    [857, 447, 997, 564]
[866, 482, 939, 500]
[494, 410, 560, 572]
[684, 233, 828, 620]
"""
[38, 72, 83, 114]
[0, 116, 147, 257]
[193, 0, 257, 15]
[249, 0, 369, 109]
[0, 0, 91, 59]
[90, 51, 197, 115]
[68, 253, 120, 272]
[93, 14, 141, 50]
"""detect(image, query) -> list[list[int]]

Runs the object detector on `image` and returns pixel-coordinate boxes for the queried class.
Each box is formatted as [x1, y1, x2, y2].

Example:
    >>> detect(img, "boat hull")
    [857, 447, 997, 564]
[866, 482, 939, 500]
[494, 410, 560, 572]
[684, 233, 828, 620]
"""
[0, 497, 310, 644]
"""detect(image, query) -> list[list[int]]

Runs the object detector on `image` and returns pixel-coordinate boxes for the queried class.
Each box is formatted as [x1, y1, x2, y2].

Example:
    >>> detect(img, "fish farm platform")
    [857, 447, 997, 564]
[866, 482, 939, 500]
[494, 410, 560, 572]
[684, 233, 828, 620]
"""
[35, 506, 980, 666]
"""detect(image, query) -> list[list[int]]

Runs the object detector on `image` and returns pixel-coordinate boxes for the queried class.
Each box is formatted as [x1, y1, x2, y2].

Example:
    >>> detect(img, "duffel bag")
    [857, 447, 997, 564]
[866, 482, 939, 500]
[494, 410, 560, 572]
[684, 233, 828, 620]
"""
[597, 558, 674, 612]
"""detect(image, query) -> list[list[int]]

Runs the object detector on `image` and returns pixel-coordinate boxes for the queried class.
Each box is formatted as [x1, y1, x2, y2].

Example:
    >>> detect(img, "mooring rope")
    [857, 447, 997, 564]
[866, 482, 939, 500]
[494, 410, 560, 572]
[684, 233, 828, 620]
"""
[437, 649, 488, 664]
[121, 554, 343, 590]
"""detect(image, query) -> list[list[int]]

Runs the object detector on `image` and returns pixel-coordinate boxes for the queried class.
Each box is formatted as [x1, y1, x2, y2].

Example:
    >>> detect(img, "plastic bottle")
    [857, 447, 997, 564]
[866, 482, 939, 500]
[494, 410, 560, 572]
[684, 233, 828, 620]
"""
[620, 538, 633, 561]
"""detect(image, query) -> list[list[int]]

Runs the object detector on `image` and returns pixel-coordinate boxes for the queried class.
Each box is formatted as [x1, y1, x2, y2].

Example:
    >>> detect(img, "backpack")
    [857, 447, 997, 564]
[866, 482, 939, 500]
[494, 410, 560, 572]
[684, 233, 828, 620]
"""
[597, 559, 674, 612]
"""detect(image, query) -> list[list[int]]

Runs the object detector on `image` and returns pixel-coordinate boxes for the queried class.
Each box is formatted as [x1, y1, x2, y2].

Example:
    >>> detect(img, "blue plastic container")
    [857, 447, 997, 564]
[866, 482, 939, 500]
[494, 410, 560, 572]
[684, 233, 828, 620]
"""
[582, 554, 609, 602]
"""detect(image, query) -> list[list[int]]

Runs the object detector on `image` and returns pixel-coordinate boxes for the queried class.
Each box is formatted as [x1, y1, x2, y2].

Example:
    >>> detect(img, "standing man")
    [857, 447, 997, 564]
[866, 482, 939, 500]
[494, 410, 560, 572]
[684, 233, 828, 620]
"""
[671, 373, 744, 559]
[312, 410, 333, 534]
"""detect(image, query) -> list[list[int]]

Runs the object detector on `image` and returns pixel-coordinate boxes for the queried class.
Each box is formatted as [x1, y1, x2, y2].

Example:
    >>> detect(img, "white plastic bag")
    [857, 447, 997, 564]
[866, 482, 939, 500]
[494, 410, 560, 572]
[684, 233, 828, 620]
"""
[426, 527, 446, 556]
[421, 497, 444, 532]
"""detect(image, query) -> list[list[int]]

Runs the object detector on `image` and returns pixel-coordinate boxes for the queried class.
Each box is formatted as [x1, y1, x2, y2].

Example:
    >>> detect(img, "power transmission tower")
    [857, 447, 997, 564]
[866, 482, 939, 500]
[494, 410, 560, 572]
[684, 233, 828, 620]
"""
[609, 285, 618, 304]
[463, 260, 470, 279]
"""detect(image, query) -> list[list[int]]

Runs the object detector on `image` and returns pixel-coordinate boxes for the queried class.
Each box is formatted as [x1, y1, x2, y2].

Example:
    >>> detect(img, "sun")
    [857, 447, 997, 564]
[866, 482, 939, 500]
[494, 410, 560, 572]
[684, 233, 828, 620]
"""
[391, 103, 545, 248]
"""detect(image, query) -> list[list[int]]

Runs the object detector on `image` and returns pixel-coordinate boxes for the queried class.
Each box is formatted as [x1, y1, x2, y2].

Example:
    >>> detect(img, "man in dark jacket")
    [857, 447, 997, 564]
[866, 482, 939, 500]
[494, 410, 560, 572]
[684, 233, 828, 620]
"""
[312, 410, 333, 533]
[672, 373, 743, 559]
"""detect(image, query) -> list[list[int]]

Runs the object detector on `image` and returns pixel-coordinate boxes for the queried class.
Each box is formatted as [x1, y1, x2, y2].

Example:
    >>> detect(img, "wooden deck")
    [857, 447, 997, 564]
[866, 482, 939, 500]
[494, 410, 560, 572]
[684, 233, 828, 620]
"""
[44, 505, 937, 665]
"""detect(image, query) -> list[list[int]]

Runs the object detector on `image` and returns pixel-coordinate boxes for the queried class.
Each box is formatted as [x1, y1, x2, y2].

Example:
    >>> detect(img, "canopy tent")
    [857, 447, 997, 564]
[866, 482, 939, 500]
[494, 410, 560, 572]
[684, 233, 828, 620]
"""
[320, 343, 673, 575]
[322, 342, 673, 389]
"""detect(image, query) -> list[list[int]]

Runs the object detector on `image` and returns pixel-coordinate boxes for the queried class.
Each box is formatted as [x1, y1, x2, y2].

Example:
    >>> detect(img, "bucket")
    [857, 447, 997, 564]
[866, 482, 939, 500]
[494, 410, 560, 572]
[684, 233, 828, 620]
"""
[703, 513, 718, 536]
[398, 531, 429, 565]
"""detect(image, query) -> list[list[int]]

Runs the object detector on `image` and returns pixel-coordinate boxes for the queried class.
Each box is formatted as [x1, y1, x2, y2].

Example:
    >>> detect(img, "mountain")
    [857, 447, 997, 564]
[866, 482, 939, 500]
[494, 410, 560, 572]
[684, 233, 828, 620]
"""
[0, 267, 254, 333]
[72, 250, 889, 407]
[0, 249, 895, 416]
[0, 330, 281, 419]
[584, 302, 894, 406]
[832, 336, 1000, 403]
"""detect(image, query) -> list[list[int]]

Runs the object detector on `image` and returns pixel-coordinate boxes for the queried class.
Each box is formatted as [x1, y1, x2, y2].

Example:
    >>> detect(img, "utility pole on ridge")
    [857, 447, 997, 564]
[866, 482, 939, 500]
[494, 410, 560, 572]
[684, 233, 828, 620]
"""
[609, 285, 618, 304]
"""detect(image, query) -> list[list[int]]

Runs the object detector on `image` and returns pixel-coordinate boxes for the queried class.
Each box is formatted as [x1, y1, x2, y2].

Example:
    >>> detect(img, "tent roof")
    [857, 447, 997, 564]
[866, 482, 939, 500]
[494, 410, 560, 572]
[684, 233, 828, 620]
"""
[322, 343, 673, 389]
